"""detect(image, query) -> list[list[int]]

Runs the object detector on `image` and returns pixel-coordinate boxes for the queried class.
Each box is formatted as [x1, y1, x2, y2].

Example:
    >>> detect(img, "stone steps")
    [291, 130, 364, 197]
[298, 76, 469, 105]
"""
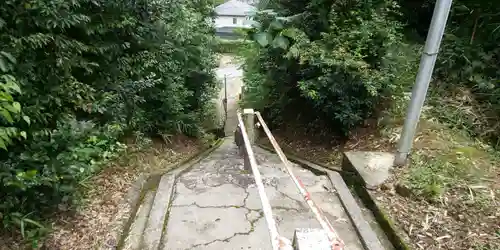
[108, 139, 393, 250]
[120, 172, 178, 250]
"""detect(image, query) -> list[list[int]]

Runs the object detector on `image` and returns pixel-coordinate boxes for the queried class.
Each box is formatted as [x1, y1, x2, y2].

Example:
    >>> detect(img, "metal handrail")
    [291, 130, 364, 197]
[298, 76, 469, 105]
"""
[236, 112, 292, 250]
[255, 111, 345, 250]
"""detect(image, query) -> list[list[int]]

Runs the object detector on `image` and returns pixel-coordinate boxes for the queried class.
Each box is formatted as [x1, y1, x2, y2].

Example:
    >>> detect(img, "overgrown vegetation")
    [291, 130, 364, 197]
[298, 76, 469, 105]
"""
[399, 0, 500, 148]
[242, 0, 500, 141]
[0, 0, 217, 245]
[215, 38, 252, 54]
[241, 0, 500, 249]
[241, 0, 414, 134]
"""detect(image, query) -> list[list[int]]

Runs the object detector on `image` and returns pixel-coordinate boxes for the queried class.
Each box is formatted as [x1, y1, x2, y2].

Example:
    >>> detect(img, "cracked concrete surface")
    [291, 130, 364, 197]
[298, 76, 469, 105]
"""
[161, 139, 365, 250]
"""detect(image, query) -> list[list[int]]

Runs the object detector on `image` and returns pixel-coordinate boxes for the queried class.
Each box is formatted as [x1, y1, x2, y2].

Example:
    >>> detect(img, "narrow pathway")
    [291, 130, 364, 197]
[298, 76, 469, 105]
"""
[112, 54, 382, 250]
[215, 54, 243, 135]
[162, 139, 364, 250]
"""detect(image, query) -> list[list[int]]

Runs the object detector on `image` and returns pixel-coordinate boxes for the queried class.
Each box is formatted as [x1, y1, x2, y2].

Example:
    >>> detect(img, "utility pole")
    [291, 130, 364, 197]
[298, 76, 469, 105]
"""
[394, 0, 453, 166]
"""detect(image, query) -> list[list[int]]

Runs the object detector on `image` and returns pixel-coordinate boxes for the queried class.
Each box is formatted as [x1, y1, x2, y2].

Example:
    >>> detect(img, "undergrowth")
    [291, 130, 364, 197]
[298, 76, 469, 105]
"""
[0, 0, 218, 246]
[402, 123, 499, 206]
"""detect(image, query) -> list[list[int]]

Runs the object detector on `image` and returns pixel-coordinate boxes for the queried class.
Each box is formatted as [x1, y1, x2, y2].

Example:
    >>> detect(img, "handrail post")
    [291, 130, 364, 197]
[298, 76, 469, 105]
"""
[243, 108, 255, 144]
[242, 109, 255, 172]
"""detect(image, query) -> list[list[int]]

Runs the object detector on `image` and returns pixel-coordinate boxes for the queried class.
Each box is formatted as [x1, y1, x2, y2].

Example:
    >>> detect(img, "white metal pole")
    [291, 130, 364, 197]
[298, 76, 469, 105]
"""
[394, 0, 453, 166]
[236, 112, 283, 250]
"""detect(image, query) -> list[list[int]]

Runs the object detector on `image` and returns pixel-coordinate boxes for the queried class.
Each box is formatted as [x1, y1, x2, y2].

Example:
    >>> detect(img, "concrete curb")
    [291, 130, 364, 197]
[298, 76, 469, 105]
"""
[142, 174, 176, 250]
[123, 191, 155, 250]
[342, 158, 411, 250]
[328, 172, 385, 250]
[256, 145, 386, 250]
[99, 138, 225, 250]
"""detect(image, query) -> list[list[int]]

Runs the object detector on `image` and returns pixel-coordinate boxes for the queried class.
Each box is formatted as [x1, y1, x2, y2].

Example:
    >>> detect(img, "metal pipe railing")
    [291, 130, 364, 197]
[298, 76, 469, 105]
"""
[236, 112, 292, 250]
[255, 111, 345, 250]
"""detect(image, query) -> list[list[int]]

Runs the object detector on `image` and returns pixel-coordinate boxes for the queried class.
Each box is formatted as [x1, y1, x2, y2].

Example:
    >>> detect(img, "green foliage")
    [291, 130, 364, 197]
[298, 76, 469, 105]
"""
[242, 1, 407, 134]
[213, 0, 226, 5]
[398, 0, 500, 146]
[215, 38, 252, 54]
[0, 0, 217, 242]
[0, 51, 27, 150]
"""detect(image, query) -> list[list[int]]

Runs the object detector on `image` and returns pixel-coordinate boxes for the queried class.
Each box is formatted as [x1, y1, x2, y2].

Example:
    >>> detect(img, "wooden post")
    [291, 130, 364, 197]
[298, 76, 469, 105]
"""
[243, 108, 255, 144]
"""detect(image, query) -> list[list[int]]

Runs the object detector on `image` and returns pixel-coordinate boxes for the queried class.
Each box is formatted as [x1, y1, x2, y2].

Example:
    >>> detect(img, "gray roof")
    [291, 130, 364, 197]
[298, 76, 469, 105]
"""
[215, 0, 257, 17]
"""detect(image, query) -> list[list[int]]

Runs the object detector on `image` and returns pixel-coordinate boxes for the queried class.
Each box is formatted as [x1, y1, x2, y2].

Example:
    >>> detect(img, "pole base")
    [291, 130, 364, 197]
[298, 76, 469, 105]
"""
[393, 152, 409, 167]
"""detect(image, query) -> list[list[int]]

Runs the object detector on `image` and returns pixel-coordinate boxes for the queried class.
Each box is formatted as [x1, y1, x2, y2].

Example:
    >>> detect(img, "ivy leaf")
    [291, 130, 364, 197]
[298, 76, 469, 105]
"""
[0, 108, 14, 124]
[12, 102, 21, 113]
[248, 20, 261, 29]
[20, 131, 27, 139]
[253, 32, 272, 47]
[0, 58, 7, 73]
[0, 138, 6, 150]
[287, 46, 300, 58]
[272, 35, 289, 49]
[269, 20, 284, 30]
[0, 51, 16, 64]
[23, 115, 30, 125]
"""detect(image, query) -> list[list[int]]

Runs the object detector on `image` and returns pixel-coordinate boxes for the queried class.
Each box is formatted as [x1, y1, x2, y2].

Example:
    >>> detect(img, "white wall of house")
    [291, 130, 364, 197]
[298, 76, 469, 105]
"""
[215, 15, 252, 28]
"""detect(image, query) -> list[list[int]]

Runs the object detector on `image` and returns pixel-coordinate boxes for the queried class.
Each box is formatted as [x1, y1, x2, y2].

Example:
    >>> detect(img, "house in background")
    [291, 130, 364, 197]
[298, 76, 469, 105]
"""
[214, 0, 257, 39]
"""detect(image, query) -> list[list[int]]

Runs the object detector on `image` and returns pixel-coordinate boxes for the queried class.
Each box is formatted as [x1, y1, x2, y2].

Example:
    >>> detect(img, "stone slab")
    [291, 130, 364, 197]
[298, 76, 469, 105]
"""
[173, 182, 246, 207]
[162, 206, 250, 249]
[293, 228, 331, 250]
[190, 216, 271, 250]
[245, 185, 306, 211]
[343, 151, 395, 189]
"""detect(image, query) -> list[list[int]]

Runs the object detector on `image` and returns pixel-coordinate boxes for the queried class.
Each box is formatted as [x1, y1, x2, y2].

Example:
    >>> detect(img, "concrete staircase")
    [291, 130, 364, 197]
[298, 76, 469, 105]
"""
[122, 173, 176, 250]
[102, 138, 392, 250]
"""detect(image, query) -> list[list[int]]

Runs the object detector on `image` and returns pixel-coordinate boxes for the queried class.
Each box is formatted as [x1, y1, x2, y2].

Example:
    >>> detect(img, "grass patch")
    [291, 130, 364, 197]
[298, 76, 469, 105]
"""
[402, 122, 499, 206]
[376, 101, 500, 249]
[404, 126, 500, 202]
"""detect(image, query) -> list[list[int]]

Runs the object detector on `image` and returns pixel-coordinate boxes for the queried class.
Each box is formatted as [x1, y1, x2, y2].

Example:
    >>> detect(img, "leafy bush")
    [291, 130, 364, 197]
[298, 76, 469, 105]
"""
[1, 119, 125, 241]
[0, 50, 28, 150]
[241, 0, 407, 134]
[0, 0, 217, 242]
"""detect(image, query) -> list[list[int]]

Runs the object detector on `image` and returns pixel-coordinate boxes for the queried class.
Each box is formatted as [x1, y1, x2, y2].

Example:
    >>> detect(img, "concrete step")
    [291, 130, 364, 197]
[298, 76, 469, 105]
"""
[143, 174, 177, 250]
[256, 145, 393, 250]
[122, 190, 156, 250]
[328, 171, 388, 250]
